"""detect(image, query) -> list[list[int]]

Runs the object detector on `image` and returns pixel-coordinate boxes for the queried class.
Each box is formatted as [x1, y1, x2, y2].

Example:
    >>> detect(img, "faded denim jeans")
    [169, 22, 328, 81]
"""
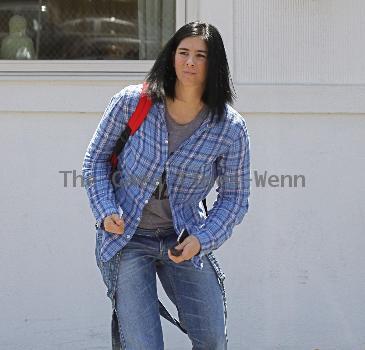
[95, 226, 228, 350]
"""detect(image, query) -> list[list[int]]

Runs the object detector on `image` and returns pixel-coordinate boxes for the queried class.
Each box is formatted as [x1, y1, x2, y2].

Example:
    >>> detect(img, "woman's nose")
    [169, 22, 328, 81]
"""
[186, 55, 195, 66]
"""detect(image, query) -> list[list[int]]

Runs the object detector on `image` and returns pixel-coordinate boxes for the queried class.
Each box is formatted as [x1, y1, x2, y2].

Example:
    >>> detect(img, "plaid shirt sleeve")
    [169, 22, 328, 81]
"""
[193, 118, 251, 258]
[82, 89, 130, 227]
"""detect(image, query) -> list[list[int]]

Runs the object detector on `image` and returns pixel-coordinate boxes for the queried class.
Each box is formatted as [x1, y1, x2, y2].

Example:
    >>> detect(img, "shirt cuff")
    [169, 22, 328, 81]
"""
[192, 230, 214, 255]
[95, 206, 119, 228]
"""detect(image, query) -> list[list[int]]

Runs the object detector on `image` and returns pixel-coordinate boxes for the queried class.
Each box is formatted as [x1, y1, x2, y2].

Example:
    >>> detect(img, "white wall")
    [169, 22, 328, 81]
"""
[1, 108, 364, 350]
[1, 0, 365, 349]
[232, 0, 365, 85]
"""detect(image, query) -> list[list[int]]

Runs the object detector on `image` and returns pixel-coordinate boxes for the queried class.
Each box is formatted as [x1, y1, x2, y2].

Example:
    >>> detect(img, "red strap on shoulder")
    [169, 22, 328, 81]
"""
[127, 82, 152, 134]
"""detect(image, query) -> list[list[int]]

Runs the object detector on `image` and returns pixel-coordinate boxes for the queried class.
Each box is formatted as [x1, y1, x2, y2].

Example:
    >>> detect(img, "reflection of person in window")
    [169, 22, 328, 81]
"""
[1, 15, 35, 59]
[83, 21, 250, 349]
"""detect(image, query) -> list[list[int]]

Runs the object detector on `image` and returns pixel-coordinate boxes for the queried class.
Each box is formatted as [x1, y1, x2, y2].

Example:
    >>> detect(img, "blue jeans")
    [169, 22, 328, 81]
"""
[113, 226, 227, 350]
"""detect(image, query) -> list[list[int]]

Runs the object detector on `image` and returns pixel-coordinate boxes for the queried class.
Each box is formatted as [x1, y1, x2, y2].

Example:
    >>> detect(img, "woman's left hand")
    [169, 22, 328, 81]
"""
[168, 235, 201, 263]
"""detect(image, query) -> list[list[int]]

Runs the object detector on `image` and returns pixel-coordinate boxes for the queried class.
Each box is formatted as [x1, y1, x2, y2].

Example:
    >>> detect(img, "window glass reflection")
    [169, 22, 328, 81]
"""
[0, 0, 175, 60]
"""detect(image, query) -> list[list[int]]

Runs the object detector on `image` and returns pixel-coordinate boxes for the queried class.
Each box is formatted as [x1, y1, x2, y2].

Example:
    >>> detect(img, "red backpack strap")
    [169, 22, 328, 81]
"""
[127, 82, 152, 135]
[110, 82, 152, 170]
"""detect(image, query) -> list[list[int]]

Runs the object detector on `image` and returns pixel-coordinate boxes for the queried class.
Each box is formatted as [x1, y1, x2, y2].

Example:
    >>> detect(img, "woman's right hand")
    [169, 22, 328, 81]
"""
[103, 214, 125, 234]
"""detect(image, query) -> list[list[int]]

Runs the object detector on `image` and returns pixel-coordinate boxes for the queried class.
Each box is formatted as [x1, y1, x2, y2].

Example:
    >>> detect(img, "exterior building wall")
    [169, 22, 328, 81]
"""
[1, 1, 364, 349]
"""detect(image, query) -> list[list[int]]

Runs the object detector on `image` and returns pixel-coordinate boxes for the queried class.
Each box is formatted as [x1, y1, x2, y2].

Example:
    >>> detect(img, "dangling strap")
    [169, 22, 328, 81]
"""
[158, 301, 187, 334]
[202, 198, 208, 216]
[111, 309, 122, 350]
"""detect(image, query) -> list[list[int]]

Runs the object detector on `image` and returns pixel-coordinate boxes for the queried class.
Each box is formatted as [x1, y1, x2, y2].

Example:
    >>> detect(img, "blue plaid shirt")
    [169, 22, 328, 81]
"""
[83, 84, 250, 270]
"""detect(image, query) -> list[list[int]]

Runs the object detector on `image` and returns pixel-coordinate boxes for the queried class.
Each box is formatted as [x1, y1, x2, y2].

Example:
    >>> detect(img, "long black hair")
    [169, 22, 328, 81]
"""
[145, 21, 236, 121]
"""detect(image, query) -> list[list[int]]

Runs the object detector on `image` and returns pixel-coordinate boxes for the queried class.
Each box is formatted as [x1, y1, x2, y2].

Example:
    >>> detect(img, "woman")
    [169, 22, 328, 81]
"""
[83, 21, 250, 350]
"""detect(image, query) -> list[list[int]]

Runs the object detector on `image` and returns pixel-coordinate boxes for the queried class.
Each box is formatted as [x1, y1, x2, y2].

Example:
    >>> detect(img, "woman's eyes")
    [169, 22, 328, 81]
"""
[178, 52, 207, 59]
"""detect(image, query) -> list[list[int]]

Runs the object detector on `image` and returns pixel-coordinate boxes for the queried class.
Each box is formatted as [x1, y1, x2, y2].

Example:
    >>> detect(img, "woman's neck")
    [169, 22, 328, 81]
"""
[173, 81, 204, 109]
[165, 82, 206, 124]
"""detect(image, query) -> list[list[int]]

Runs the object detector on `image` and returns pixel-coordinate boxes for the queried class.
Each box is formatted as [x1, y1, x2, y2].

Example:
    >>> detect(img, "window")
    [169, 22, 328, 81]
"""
[0, 0, 176, 60]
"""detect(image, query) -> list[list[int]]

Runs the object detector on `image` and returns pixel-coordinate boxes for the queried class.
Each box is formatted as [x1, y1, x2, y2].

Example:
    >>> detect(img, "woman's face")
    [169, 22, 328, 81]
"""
[174, 36, 208, 88]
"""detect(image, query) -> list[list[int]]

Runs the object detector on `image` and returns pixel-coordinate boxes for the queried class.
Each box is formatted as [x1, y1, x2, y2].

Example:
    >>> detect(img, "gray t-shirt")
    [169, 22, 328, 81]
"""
[138, 104, 208, 229]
